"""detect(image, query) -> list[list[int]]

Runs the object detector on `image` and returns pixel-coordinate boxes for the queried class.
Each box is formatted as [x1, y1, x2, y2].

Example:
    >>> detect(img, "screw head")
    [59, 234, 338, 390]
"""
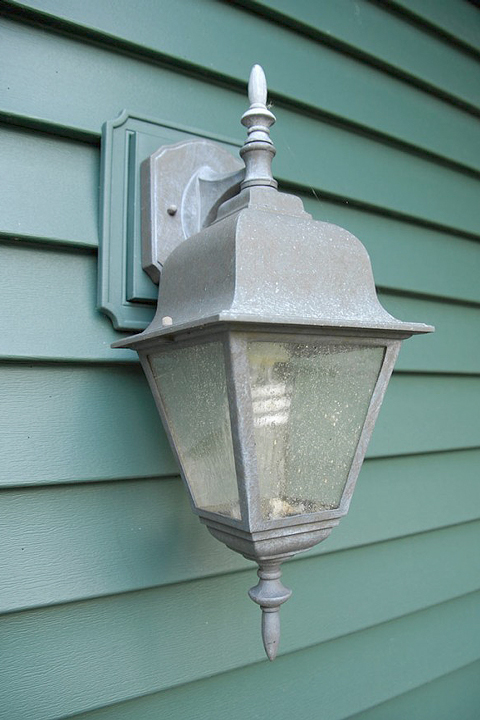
[167, 205, 177, 216]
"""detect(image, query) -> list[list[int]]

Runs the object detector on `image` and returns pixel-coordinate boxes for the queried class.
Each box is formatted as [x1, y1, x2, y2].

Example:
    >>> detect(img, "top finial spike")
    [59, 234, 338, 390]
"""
[248, 64, 267, 107]
[240, 64, 278, 190]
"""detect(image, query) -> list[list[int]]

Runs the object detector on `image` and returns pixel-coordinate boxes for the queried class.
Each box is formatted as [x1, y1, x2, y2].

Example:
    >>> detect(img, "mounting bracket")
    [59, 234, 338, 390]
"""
[98, 111, 242, 331]
[141, 140, 243, 284]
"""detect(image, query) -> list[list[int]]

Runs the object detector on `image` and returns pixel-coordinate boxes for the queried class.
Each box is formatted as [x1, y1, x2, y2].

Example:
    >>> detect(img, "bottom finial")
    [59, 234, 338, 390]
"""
[248, 561, 292, 661]
[261, 608, 281, 661]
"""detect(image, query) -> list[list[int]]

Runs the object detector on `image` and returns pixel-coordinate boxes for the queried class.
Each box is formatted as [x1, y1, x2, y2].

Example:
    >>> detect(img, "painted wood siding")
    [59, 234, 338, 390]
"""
[1, 1, 479, 718]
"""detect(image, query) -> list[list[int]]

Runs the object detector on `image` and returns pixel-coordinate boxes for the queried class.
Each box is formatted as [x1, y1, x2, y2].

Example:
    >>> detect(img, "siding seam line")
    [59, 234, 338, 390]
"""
[2, 9, 480, 181]
[230, 0, 480, 116]
[2, 519, 478, 616]
[54, 591, 480, 720]
[341, 657, 480, 720]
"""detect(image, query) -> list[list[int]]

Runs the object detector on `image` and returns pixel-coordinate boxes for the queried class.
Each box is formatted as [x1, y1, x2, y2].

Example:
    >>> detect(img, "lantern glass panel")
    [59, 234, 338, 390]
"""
[247, 340, 384, 520]
[148, 341, 241, 519]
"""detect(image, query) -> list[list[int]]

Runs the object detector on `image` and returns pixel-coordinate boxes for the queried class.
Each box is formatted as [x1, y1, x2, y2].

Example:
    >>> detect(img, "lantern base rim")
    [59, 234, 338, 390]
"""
[203, 516, 338, 564]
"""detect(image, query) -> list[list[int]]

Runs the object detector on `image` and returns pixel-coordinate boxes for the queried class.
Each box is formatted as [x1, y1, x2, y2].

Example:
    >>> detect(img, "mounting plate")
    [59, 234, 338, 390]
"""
[98, 110, 241, 332]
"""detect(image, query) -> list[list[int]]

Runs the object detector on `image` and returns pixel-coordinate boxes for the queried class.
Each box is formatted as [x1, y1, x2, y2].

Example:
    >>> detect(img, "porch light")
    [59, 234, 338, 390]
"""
[113, 65, 433, 660]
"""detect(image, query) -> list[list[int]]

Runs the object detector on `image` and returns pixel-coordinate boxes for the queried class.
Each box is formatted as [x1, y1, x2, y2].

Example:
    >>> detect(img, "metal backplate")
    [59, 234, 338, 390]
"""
[98, 111, 241, 332]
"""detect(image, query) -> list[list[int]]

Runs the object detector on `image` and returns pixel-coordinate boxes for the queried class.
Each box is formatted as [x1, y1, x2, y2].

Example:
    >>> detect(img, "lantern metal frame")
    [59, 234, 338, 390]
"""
[112, 65, 433, 660]
[134, 326, 402, 537]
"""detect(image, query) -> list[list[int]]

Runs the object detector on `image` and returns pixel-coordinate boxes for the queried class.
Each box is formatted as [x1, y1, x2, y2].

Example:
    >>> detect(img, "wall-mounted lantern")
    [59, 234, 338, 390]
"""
[113, 66, 433, 660]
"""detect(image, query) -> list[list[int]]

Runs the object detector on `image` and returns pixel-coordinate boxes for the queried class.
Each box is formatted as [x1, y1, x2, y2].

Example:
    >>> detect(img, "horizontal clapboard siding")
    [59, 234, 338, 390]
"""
[8, 0, 480, 114]
[3, 0, 480, 174]
[72, 660, 480, 720]
[2, 125, 480, 305]
[1, 242, 480, 370]
[2, 592, 479, 720]
[0, 125, 98, 247]
[241, 0, 480, 111]
[0, 242, 132, 363]
[383, 0, 480, 56]
[1, 450, 478, 613]
[0, 363, 176, 485]
[348, 660, 480, 720]
[1, 1, 479, 719]
[1, 364, 479, 485]
[2, 17, 480, 236]
[309, 198, 480, 306]
[67, 632, 480, 720]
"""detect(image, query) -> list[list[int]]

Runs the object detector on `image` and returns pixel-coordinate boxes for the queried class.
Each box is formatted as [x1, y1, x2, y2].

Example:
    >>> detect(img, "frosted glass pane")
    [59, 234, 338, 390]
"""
[247, 341, 384, 520]
[148, 342, 240, 519]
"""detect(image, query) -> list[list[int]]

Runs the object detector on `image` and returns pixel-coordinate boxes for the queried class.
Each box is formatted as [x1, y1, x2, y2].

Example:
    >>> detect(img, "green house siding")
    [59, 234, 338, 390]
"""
[1, 1, 479, 718]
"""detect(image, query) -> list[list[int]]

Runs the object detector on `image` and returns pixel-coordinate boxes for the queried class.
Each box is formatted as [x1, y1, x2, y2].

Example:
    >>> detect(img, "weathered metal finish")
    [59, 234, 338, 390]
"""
[248, 562, 291, 661]
[141, 139, 244, 283]
[240, 64, 277, 190]
[114, 65, 434, 660]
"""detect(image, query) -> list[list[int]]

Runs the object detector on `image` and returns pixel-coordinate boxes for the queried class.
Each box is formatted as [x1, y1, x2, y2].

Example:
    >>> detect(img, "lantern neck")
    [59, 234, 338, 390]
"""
[240, 65, 278, 191]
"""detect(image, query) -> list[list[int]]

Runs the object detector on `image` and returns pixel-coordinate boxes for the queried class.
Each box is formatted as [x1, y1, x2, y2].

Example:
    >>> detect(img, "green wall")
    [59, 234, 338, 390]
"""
[1, 1, 479, 718]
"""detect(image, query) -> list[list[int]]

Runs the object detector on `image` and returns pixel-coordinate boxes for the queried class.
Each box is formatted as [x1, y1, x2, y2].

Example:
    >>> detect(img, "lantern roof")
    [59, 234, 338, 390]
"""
[115, 65, 433, 350]
[116, 182, 432, 349]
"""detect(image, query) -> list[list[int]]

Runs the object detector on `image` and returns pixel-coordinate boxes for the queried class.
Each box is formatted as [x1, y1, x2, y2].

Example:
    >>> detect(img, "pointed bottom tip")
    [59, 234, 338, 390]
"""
[262, 609, 280, 661]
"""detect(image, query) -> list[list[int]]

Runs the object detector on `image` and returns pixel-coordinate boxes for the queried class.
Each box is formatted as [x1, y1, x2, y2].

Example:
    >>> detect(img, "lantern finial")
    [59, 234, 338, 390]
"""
[248, 561, 292, 661]
[240, 64, 278, 190]
[247, 63, 268, 106]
